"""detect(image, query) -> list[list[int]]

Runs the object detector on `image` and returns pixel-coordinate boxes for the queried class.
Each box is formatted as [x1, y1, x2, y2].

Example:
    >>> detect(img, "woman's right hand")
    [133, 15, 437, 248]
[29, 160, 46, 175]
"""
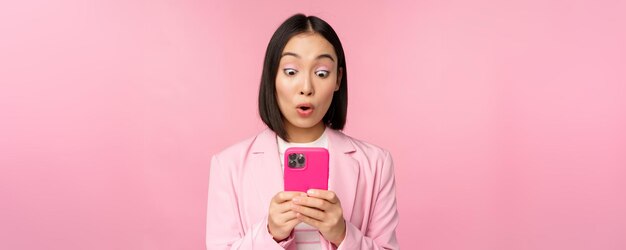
[268, 191, 304, 241]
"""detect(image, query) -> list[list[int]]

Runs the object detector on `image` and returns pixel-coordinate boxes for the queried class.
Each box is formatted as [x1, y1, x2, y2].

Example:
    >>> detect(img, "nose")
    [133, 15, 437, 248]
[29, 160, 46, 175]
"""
[299, 72, 314, 96]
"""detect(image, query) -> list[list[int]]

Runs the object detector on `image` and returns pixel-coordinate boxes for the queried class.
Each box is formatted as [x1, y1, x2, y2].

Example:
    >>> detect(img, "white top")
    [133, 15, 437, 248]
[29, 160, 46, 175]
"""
[277, 128, 328, 250]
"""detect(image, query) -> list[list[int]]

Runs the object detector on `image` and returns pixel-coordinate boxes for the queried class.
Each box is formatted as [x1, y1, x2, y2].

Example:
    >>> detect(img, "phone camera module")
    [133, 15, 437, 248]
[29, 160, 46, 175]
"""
[287, 153, 306, 168]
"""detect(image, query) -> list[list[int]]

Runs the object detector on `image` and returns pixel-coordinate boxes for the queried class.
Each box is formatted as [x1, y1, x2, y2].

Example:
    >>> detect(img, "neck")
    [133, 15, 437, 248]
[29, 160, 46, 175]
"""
[285, 122, 326, 143]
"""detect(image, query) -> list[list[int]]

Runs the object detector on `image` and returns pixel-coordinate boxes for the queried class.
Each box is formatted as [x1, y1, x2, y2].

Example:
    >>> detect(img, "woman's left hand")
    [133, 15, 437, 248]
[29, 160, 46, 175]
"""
[291, 189, 346, 246]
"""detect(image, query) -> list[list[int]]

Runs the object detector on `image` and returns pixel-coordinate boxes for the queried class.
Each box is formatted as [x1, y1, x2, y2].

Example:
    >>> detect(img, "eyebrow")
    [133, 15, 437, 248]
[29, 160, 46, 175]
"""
[281, 52, 335, 62]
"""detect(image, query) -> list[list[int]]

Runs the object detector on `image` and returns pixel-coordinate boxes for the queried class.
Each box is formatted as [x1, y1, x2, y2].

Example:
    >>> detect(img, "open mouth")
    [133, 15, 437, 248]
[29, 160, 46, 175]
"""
[297, 103, 313, 111]
[296, 104, 314, 117]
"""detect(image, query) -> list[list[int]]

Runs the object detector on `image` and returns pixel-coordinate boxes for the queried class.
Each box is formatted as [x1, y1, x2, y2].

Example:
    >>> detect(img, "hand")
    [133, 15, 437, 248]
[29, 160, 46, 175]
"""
[291, 189, 346, 246]
[268, 191, 305, 242]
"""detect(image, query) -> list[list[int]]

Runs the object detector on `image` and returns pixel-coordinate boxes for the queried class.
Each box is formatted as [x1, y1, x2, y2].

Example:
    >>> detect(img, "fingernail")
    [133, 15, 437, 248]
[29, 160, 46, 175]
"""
[307, 189, 315, 195]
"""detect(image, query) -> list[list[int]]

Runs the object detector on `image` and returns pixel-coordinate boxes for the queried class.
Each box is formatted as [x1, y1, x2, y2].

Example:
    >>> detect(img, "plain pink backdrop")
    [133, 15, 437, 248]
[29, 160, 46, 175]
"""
[1, 0, 625, 249]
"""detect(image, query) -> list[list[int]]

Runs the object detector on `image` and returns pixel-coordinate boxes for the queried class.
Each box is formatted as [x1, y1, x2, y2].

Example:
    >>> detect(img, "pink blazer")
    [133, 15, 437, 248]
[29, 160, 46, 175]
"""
[205, 128, 399, 249]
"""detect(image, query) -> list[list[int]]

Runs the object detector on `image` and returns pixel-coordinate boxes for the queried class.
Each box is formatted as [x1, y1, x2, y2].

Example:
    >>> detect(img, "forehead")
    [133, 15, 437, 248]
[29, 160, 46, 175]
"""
[282, 32, 336, 58]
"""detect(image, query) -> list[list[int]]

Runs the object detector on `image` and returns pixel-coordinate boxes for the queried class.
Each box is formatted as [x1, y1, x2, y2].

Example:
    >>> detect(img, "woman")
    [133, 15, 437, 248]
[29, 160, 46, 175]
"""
[206, 14, 399, 250]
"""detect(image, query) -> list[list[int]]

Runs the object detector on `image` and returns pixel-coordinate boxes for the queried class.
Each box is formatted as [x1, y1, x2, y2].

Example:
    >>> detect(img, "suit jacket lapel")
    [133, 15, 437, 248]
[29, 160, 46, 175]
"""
[326, 129, 359, 223]
[250, 129, 283, 208]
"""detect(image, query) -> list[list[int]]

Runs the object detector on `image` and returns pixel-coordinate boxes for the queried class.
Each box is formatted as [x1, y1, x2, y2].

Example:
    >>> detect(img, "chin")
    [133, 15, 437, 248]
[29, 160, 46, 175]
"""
[288, 118, 323, 129]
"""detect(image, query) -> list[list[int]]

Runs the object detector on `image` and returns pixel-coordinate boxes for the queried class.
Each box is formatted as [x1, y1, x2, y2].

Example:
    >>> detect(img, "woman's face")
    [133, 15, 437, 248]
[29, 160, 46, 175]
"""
[275, 32, 343, 132]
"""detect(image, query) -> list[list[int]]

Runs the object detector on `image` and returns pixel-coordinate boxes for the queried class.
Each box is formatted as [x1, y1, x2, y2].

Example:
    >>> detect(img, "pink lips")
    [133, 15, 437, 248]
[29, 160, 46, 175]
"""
[296, 103, 314, 117]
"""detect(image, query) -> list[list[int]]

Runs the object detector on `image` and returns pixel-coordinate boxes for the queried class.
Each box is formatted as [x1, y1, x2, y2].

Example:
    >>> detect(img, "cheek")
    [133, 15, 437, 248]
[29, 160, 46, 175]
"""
[319, 79, 337, 100]
[275, 77, 293, 105]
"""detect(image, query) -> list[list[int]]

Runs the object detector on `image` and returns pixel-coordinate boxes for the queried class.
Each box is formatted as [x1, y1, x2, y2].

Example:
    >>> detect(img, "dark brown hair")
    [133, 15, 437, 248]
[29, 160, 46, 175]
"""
[258, 14, 348, 141]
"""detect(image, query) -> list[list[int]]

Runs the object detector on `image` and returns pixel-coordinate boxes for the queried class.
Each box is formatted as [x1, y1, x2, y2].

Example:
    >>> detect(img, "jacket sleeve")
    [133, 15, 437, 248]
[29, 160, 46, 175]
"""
[336, 151, 400, 250]
[205, 154, 296, 249]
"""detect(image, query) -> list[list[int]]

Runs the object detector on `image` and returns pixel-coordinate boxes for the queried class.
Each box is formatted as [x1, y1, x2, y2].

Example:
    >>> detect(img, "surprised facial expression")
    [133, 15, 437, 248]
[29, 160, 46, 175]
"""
[275, 32, 343, 130]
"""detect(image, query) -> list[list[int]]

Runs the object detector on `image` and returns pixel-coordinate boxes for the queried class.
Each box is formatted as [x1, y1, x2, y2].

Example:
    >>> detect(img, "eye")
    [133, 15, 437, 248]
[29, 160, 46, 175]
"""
[315, 70, 329, 78]
[283, 68, 298, 76]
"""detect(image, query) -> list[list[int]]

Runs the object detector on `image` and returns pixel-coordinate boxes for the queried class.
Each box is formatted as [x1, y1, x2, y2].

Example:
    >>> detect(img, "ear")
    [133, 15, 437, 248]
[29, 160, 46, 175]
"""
[335, 67, 343, 91]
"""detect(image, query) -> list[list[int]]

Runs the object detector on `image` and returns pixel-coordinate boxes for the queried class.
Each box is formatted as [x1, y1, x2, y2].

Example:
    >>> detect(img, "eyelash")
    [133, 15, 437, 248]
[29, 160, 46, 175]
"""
[283, 68, 330, 78]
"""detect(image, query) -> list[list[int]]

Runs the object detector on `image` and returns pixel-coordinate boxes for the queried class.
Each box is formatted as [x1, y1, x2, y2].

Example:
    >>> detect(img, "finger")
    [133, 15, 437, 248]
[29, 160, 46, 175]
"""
[276, 210, 298, 223]
[307, 189, 340, 204]
[285, 217, 301, 229]
[275, 197, 305, 213]
[292, 196, 329, 211]
[275, 199, 296, 212]
[274, 191, 306, 203]
[296, 212, 322, 228]
[272, 200, 293, 213]
[293, 204, 326, 221]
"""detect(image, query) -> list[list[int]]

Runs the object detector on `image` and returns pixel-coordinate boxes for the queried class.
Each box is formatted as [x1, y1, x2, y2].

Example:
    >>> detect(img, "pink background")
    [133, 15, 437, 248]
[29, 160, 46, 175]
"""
[1, 0, 625, 249]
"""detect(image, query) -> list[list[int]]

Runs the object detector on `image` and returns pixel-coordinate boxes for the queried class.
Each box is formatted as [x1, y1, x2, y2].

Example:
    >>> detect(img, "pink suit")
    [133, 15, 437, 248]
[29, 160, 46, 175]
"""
[206, 128, 399, 249]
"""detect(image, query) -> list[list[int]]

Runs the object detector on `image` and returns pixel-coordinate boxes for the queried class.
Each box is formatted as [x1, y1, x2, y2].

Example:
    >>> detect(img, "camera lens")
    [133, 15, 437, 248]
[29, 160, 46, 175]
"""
[288, 160, 296, 167]
[289, 153, 297, 161]
[297, 154, 305, 165]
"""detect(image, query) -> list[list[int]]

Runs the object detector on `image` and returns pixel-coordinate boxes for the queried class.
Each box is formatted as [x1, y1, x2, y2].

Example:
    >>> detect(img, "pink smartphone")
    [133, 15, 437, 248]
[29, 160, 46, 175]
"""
[284, 147, 329, 192]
